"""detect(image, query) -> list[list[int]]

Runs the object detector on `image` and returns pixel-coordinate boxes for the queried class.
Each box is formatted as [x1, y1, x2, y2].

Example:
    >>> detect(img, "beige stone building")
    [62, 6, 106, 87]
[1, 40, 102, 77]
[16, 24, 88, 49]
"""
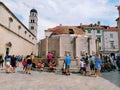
[102, 27, 118, 53]
[81, 22, 119, 54]
[116, 6, 120, 51]
[0, 2, 38, 57]
[38, 26, 96, 59]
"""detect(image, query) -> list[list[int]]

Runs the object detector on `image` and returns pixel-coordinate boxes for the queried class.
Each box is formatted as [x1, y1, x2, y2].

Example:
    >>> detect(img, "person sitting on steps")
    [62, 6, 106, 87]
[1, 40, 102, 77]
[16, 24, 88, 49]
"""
[49, 60, 56, 72]
[37, 60, 44, 71]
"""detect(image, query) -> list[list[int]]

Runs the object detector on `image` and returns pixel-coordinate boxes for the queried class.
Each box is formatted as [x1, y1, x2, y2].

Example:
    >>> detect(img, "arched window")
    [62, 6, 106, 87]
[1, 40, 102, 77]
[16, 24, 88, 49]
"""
[29, 35, 31, 37]
[8, 17, 13, 29]
[25, 31, 27, 34]
[9, 17, 13, 22]
[33, 20, 34, 23]
[69, 29, 74, 34]
[18, 25, 21, 34]
[18, 25, 21, 30]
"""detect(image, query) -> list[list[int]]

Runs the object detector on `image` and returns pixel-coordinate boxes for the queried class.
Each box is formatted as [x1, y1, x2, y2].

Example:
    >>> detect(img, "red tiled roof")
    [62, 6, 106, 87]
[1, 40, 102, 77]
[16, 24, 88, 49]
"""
[102, 27, 117, 31]
[48, 26, 85, 35]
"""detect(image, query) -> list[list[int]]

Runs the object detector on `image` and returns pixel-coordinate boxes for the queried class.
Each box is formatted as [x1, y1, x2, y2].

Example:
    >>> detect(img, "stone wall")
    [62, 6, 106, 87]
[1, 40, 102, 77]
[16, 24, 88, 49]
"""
[48, 37, 60, 58]
[0, 4, 36, 44]
[0, 3, 36, 57]
[0, 26, 35, 57]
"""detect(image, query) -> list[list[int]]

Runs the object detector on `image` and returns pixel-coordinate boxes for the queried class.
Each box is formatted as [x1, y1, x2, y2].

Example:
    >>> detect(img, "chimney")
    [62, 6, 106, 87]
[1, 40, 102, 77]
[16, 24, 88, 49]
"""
[59, 24, 62, 26]
[80, 23, 82, 27]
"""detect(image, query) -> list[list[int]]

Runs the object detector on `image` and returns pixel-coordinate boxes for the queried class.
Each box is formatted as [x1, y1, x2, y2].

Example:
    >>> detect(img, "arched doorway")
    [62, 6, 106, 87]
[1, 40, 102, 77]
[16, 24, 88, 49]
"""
[5, 42, 12, 55]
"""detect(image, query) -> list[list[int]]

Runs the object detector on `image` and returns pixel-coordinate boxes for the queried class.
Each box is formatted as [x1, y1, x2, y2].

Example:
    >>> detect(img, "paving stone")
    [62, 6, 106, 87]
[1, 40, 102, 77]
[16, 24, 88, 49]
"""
[0, 65, 120, 90]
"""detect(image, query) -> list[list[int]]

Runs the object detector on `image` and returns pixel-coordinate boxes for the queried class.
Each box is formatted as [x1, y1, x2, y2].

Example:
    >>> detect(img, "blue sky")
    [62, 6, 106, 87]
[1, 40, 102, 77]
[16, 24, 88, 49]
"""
[0, 0, 120, 40]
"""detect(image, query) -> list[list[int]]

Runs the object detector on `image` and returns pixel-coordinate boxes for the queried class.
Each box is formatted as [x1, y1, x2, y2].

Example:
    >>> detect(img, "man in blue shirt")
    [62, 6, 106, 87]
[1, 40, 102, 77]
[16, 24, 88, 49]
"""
[95, 54, 102, 77]
[65, 54, 71, 75]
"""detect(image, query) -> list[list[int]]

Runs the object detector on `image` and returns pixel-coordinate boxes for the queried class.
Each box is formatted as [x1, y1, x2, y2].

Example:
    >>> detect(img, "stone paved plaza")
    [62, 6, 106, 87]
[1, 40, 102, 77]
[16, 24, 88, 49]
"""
[0, 65, 120, 90]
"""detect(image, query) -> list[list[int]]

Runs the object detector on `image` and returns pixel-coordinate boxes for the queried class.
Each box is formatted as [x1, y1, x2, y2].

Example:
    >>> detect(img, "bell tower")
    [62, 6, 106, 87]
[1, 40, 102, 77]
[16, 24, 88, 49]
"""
[29, 8, 38, 36]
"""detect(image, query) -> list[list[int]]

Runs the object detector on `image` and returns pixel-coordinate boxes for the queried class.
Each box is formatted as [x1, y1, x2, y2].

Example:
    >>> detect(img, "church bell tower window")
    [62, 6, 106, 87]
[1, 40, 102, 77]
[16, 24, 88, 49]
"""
[31, 26, 34, 30]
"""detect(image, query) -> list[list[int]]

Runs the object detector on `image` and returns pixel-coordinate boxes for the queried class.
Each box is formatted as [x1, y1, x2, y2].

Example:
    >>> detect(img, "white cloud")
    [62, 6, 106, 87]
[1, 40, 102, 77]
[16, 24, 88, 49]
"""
[0, 0, 120, 40]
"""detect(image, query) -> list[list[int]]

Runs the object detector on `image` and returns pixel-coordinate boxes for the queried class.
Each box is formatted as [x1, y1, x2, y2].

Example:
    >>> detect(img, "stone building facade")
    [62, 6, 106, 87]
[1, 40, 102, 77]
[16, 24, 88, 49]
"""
[116, 6, 120, 51]
[38, 26, 96, 59]
[80, 22, 119, 54]
[0, 2, 37, 57]
[82, 22, 103, 53]
[102, 27, 118, 53]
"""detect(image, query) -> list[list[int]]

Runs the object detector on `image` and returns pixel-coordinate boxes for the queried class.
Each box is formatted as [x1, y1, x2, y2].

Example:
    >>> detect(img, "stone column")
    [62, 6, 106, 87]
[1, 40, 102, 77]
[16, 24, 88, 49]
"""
[87, 37, 91, 55]
[46, 36, 48, 57]
[74, 36, 77, 59]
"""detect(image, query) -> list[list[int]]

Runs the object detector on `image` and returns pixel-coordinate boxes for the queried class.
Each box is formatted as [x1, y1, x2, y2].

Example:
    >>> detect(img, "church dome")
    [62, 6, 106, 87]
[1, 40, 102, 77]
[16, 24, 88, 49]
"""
[30, 8, 37, 13]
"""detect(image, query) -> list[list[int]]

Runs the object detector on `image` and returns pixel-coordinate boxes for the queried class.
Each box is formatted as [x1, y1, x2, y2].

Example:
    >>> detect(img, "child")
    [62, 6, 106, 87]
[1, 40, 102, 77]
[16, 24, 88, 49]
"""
[62, 60, 66, 74]
[80, 58, 85, 74]
[85, 60, 90, 76]
[22, 59, 26, 72]
[26, 55, 32, 74]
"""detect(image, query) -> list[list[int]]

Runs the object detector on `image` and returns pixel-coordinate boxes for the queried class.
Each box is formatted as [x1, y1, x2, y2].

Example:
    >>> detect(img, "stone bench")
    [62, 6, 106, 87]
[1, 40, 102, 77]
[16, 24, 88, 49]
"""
[32, 66, 80, 73]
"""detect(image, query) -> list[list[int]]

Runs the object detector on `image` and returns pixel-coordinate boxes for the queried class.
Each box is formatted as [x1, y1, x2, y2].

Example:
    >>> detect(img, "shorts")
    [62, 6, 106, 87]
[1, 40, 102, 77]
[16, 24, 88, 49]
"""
[27, 64, 32, 67]
[6, 62, 10, 66]
[95, 67, 101, 71]
[66, 64, 70, 70]
[90, 64, 95, 70]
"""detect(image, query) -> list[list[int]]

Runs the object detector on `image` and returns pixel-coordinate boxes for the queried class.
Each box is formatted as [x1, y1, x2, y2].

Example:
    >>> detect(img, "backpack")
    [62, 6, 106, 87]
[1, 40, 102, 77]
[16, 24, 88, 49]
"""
[90, 58, 94, 65]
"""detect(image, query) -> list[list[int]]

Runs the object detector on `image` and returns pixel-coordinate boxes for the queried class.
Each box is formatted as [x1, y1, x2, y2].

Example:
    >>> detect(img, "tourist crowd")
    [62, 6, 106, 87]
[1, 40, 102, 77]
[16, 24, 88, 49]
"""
[0, 52, 120, 77]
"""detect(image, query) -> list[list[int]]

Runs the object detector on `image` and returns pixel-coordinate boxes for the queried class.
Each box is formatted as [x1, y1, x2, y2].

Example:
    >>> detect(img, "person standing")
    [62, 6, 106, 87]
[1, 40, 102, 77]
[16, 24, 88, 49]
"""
[0, 55, 4, 70]
[26, 55, 32, 74]
[95, 54, 102, 77]
[22, 58, 27, 72]
[89, 55, 95, 75]
[10, 55, 17, 73]
[85, 59, 90, 76]
[62, 60, 66, 74]
[79, 56, 86, 74]
[47, 52, 53, 65]
[5, 55, 11, 73]
[65, 53, 71, 75]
